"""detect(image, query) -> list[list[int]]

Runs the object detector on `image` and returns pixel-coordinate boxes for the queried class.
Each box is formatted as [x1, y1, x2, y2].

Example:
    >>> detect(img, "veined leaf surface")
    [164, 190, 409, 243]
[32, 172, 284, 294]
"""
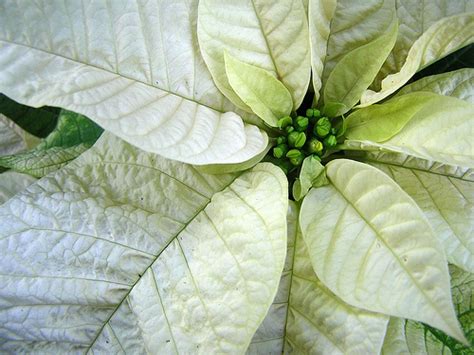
[395, 68, 474, 103]
[247, 202, 389, 354]
[382, 318, 452, 354]
[198, 0, 310, 110]
[371, 162, 474, 273]
[382, 265, 474, 354]
[299, 159, 466, 343]
[345, 92, 441, 142]
[375, 0, 474, 86]
[0, 110, 103, 177]
[308, 0, 337, 102]
[0, 0, 268, 165]
[224, 52, 293, 127]
[360, 13, 474, 106]
[319, 0, 396, 104]
[0, 133, 288, 353]
[323, 13, 398, 115]
[0, 171, 36, 205]
[345, 95, 474, 169]
[343, 141, 473, 181]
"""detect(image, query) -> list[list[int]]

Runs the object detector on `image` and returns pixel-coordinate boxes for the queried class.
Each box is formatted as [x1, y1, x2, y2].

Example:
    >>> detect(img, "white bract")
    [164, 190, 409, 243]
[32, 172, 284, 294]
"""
[0, 0, 473, 353]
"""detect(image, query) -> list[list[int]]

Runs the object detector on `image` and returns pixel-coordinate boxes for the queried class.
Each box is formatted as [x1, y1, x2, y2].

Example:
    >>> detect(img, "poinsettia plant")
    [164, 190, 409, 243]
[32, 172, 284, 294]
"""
[0, 0, 473, 353]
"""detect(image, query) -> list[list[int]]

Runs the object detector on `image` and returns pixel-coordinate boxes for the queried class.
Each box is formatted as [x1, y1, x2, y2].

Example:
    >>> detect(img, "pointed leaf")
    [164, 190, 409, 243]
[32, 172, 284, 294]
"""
[320, 0, 397, 103]
[247, 202, 298, 354]
[0, 171, 36, 205]
[395, 68, 474, 103]
[308, 0, 338, 102]
[0, 132, 288, 353]
[248, 202, 389, 354]
[224, 52, 293, 127]
[323, 16, 398, 115]
[371, 162, 474, 273]
[284, 229, 389, 354]
[0, 0, 267, 165]
[0, 110, 103, 177]
[197, 0, 310, 110]
[345, 95, 474, 169]
[376, 0, 474, 87]
[382, 264, 474, 354]
[381, 318, 452, 354]
[299, 159, 466, 343]
[360, 13, 474, 106]
[345, 92, 445, 142]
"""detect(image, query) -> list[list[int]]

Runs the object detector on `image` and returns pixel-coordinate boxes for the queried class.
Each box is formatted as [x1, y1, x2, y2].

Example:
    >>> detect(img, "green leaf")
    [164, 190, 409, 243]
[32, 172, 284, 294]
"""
[247, 202, 389, 354]
[224, 52, 293, 127]
[382, 265, 474, 354]
[308, 0, 338, 102]
[370, 162, 474, 273]
[34, 110, 102, 149]
[0, 145, 90, 178]
[319, 0, 397, 104]
[197, 0, 310, 110]
[299, 159, 466, 343]
[345, 95, 474, 169]
[345, 92, 443, 142]
[0, 0, 268, 165]
[292, 156, 328, 201]
[323, 15, 398, 115]
[375, 0, 474, 88]
[0, 94, 59, 138]
[0, 110, 103, 177]
[0, 171, 36, 205]
[395, 68, 474, 103]
[0, 132, 288, 353]
[360, 13, 474, 106]
[0, 114, 40, 156]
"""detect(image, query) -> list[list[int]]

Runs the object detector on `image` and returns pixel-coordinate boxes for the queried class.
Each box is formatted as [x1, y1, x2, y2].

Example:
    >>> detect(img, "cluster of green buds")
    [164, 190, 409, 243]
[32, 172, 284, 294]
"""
[272, 108, 340, 173]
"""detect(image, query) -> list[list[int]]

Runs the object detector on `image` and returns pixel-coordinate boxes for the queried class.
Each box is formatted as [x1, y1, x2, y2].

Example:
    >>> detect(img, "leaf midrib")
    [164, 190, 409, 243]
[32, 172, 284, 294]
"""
[85, 173, 241, 351]
[0, 39, 227, 115]
[328, 170, 449, 326]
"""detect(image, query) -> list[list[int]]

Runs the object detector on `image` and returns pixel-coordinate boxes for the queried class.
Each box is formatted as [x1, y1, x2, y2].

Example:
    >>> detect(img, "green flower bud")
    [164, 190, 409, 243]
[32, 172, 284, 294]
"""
[287, 131, 298, 147]
[331, 127, 337, 135]
[290, 156, 304, 166]
[286, 149, 302, 159]
[314, 117, 331, 138]
[294, 116, 309, 132]
[285, 126, 295, 133]
[286, 149, 304, 166]
[277, 116, 293, 129]
[306, 108, 321, 118]
[288, 131, 306, 148]
[307, 138, 323, 155]
[276, 136, 287, 145]
[323, 134, 337, 148]
[273, 144, 288, 159]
